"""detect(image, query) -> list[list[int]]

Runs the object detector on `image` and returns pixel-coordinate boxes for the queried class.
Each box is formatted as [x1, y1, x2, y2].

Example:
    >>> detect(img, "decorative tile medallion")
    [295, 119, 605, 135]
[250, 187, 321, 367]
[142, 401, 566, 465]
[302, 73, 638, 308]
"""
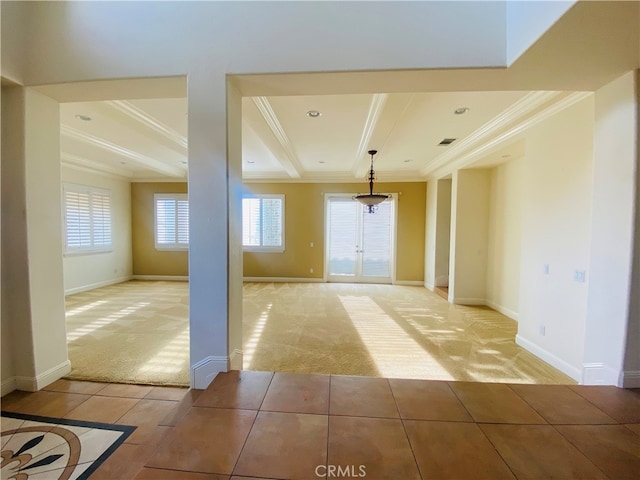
[1, 411, 135, 480]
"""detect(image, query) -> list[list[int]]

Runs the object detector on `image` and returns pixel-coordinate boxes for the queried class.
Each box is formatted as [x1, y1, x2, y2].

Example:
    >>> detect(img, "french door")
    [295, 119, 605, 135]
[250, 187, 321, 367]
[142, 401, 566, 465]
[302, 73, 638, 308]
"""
[325, 195, 396, 284]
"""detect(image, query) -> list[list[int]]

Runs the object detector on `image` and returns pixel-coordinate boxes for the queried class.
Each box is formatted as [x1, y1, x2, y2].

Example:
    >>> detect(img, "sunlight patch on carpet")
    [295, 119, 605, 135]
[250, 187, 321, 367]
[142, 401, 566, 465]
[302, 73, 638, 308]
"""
[338, 294, 454, 380]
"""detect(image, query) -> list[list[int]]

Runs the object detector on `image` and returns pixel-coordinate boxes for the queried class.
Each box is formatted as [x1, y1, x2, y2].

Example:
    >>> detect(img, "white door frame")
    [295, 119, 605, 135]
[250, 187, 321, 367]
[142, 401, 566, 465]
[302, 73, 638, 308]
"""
[323, 193, 398, 284]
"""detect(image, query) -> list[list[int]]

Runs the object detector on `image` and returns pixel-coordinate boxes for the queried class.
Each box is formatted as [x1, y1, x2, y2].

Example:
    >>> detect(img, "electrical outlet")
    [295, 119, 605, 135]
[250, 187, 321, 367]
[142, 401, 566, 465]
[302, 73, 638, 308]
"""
[543, 264, 550, 275]
[574, 270, 586, 283]
[310, 242, 314, 248]
[310, 268, 314, 273]
[539, 325, 546, 336]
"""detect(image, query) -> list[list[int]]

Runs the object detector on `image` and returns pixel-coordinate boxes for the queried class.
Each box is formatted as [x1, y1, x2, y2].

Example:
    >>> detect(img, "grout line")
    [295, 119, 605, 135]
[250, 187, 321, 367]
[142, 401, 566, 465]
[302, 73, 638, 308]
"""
[475, 422, 520, 480]
[388, 378, 425, 480]
[228, 370, 276, 476]
[567, 386, 624, 424]
[504, 383, 549, 425]
[550, 424, 611, 479]
[324, 375, 332, 480]
[446, 381, 477, 422]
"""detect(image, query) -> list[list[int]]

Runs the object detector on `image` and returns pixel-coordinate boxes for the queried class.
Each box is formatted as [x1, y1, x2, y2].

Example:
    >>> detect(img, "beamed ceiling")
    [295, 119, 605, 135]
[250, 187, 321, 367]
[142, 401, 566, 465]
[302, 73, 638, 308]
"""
[55, 1, 638, 183]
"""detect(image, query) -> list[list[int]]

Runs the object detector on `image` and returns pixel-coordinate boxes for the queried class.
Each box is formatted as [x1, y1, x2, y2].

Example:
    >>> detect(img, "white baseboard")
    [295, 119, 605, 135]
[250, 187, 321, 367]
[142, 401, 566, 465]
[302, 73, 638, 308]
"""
[36, 360, 72, 390]
[516, 334, 581, 382]
[131, 275, 188, 281]
[582, 363, 620, 386]
[1, 377, 17, 396]
[620, 370, 640, 388]
[65, 276, 131, 295]
[486, 300, 519, 321]
[191, 355, 228, 390]
[5, 360, 73, 394]
[451, 297, 486, 306]
[229, 349, 243, 370]
[425, 281, 434, 291]
[14, 376, 38, 392]
[394, 280, 424, 286]
[243, 277, 323, 283]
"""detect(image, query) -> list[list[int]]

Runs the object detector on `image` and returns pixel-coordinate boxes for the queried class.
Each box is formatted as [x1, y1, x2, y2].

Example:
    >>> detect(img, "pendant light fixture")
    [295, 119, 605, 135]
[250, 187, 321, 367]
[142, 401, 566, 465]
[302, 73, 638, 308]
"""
[353, 149, 390, 213]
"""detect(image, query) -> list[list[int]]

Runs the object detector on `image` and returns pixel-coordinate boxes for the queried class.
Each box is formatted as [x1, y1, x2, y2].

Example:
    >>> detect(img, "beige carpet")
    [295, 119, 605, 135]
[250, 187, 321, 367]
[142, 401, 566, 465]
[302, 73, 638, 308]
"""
[243, 282, 575, 384]
[65, 280, 190, 386]
[65, 280, 574, 386]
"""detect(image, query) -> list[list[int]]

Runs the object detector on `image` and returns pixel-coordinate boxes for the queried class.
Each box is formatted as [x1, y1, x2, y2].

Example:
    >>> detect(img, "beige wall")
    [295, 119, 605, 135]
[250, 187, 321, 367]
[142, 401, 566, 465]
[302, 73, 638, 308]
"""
[130, 181, 426, 282]
[486, 158, 524, 320]
[449, 169, 491, 304]
[131, 182, 188, 276]
[242, 182, 426, 282]
[434, 179, 452, 288]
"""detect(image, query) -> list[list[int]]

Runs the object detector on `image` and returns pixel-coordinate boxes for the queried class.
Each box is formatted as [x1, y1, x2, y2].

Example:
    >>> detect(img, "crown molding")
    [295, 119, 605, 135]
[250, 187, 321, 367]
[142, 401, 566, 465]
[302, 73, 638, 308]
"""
[426, 91, 592, 180]
[107, 100, 188, 152]
[252, 97, 302, 178]
[131, 176, 188, 183]
[61, 124, 185, 178]
[422, 91, 560, 177]
[353, 93, 388, 177]
[61, 152, 132, 179]
[242, 170, 424, 184]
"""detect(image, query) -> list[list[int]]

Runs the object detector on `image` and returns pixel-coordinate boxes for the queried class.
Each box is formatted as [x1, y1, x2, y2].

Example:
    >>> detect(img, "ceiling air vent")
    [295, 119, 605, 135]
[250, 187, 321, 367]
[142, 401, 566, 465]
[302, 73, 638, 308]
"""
[438, 138, 457, 146]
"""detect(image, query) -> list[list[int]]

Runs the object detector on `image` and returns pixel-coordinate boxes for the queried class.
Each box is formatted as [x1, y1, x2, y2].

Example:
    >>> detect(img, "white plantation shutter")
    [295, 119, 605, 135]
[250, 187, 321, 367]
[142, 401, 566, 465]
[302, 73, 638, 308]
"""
[242, 195, 284, 251]
[92, 191, 112, 246]
[242, 198, 261, 246]
[64, 184, 112, 253]
[361, 200, 392, 277]
[328, 200, 358, 276]
[155, 194, 189, 249]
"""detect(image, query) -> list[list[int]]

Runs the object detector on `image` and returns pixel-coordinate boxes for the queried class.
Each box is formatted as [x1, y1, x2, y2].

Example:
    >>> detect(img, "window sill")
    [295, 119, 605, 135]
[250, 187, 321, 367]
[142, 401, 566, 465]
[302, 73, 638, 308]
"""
[64, 249, 113, 257]
[243, 247, 285, 253]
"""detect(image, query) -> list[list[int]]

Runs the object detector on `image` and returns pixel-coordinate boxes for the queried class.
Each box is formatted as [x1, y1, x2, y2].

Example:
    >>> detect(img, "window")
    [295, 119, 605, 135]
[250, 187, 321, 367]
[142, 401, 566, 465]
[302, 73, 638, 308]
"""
[155, 193, 189, 250]
[242, 194, 284, 252]
[63, 183, 112, 254]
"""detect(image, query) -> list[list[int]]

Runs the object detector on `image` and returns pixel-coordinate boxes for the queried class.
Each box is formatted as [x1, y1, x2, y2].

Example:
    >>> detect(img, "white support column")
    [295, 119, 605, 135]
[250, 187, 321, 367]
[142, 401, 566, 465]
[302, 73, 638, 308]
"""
[583, 71, 639, 386]
[187, 69, 243, 389]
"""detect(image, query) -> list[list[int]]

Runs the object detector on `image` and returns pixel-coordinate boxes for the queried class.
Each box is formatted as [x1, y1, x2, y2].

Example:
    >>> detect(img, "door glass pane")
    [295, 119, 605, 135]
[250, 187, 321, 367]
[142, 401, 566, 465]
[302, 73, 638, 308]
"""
[361, 200, 392, 277]
[328, 200, 358, 275]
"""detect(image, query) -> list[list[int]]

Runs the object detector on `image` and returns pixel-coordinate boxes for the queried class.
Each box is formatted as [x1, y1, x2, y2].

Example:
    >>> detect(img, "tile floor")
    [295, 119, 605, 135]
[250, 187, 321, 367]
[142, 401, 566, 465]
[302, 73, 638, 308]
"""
[2, 372, 639, 480]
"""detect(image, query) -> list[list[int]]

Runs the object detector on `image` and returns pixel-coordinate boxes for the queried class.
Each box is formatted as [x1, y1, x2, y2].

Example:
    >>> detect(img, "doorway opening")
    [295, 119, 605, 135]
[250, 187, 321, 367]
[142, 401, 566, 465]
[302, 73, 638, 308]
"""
[325, 194, 397, 284]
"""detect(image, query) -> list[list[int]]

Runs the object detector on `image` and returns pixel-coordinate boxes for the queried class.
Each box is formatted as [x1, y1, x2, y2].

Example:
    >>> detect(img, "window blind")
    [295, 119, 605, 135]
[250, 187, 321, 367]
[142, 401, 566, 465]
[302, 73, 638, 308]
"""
[64, 184, 112, 253]
[242, 195, 284, 251]
[155, 194, 189, 249]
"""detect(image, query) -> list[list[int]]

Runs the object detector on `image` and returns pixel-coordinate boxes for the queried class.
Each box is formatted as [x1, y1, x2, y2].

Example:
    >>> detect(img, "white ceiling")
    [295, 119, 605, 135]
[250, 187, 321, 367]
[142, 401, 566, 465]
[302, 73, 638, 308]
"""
[42, 1, 640, 183]
[59, 89, 570, 183]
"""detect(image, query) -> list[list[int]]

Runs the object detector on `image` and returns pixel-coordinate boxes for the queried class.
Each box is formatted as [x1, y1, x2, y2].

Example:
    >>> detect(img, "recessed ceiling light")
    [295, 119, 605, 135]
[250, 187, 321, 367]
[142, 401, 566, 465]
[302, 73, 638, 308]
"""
[181, 160, 188, 164]
[454, 107, 469, 115]
[120, 161, 127, 165]
[501, 154, 511, 159]
[306, 110, 321, 118]
[319, 160, 325, 164]
[75, 114, 92, 121]
[247, 160, 255, 164]
[404, 159, 412, 163]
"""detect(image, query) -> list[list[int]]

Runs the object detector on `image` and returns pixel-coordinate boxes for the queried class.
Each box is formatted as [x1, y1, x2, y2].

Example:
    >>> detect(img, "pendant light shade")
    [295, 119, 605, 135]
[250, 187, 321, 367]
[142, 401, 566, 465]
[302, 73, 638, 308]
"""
[353, 150, 390, 213]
